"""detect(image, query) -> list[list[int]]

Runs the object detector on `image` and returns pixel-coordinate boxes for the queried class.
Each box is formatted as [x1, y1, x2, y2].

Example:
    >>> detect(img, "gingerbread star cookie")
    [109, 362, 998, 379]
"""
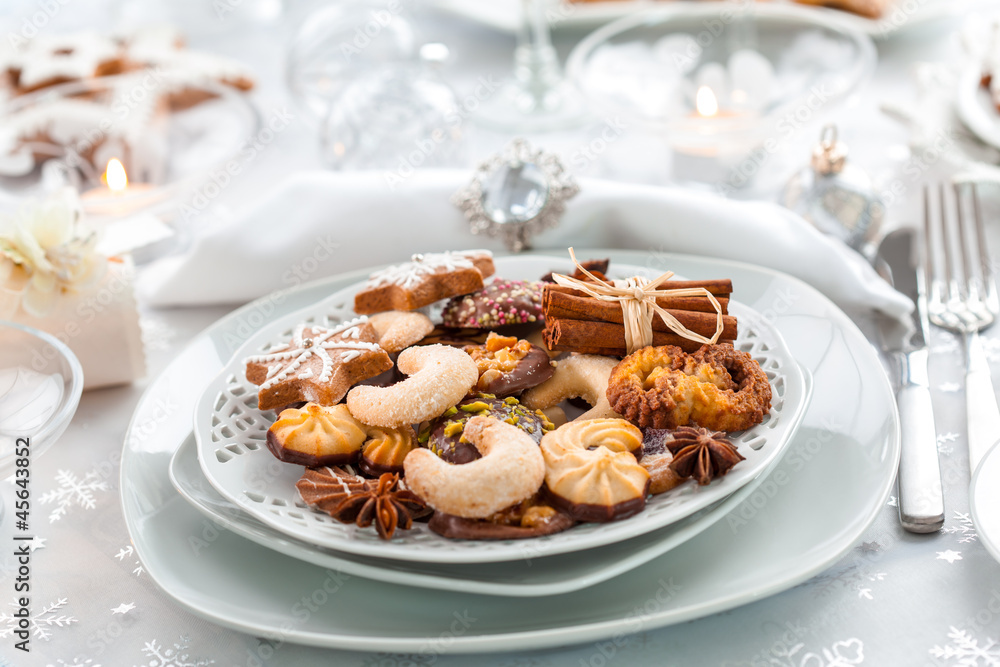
[245, 317, 392, 411]
[353, 250, 495, 315]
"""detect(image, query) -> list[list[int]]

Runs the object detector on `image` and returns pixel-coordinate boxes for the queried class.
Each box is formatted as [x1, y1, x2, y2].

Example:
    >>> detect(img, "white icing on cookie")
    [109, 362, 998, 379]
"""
[12, 32, 121, 90]
[245, 318, 381, 391]
[365, 251, 492, 290]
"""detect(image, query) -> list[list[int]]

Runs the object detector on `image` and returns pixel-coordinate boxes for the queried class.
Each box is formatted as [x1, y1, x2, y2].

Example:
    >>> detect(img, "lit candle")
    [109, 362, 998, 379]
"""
[81, 158, 153, 217]
[696, 86, 719, 118]
[104, 158, 128, 192]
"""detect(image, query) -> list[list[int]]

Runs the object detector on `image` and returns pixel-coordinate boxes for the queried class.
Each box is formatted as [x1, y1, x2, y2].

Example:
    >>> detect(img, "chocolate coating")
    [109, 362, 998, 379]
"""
[547, 478, 650, 523]
[265, 429, 360, 467]
[421, 394, 554, 464]
[429, 509, 575, 540]
[464, 341, 555, 397]
[441, 279, 543, 329]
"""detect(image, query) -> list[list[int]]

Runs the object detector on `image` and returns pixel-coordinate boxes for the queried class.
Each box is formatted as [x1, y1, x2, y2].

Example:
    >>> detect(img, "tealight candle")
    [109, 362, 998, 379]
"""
[80, 158, 154, 217]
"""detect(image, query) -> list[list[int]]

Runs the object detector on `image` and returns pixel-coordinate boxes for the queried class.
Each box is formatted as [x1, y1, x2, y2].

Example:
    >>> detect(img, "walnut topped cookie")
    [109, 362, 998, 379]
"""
[245, 317, 392, 411]
[353, 250, 495, 314]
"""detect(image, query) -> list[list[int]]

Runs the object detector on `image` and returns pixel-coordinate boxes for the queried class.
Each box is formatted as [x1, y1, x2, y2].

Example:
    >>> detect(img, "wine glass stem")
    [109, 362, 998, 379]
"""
[515, 0, 563, 102]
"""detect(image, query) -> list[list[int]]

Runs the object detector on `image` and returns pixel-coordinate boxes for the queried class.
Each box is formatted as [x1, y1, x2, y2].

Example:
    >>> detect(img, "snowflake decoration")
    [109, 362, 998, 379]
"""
[857, 541, 881, 553]
[39, 469, 108, 523]
[724, 637, 864, 667]
[887, 495, 898, 507]
[937, 550, 964, 564]
[939, 382, 962, 392]
[111, 602, 135, 615]
[134, 635, 213, 667]
[0, 597, 77, 641]
[930, 627, 1000, 665]
[115, 546, 144, 576]
[943, 512, 979, 544]
[811, 565, 887, 601]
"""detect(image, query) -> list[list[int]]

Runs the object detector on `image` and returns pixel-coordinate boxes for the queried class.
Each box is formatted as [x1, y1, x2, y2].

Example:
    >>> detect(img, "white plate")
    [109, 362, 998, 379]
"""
[428, 0, 963, 37]
[957, 65, 1000, 150]
[194, 256, 808, 563]
[970, 439, 1000, 564]
[122, 249, 899, 653]
[170, 360, 809, 598]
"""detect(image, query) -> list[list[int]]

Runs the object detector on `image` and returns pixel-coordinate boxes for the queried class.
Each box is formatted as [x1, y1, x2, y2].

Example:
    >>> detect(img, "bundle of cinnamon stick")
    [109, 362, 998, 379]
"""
[542, 279, 737, 356]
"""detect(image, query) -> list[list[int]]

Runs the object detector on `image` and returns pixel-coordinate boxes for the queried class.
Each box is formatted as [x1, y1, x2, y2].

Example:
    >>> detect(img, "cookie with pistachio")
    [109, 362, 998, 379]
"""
[419, 393, 555, 464]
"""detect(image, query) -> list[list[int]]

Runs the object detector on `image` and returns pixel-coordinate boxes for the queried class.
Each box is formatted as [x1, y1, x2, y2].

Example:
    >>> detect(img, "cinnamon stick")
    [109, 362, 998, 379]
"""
[544, 284, 729, 315]
[544, 289, 734, 330]
[544, 318, 736, 356]
[546, 278, 732, 297]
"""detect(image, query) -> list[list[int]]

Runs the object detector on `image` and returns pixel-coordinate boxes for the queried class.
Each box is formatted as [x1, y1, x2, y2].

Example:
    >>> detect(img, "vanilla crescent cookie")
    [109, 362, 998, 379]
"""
[403, 416, 546, 519]
[521, 354, 623, 421]
[367, 311, 435, 353]
[346, 344, 478, 427]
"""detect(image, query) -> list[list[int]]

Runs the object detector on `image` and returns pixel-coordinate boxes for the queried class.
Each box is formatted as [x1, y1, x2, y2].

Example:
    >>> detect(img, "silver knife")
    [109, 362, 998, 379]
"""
[877, 228, 945, 533]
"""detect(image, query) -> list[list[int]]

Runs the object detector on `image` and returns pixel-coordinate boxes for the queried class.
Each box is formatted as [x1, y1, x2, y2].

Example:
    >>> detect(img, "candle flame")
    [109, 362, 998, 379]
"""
[696, 86, 718, 118]
[105, 158, 128, 192]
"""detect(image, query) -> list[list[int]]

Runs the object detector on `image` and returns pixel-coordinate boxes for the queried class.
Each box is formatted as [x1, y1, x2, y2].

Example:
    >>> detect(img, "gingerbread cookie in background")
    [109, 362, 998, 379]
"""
[606, 344, 771, 432]
[245, 317, 392, 411]
[421, 393, 555, 464]
[463, 332, 554, 397]
[353, 250, 495, 314]
[2, 32, 124, 94]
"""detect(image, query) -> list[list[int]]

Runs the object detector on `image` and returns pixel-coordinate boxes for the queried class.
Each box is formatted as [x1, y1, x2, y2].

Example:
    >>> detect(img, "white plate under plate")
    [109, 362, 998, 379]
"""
[122, 249, 900, 653]
[970, 439, 1000, 565]
[957, 65, 1000, 151]
[427, 0, 964, 37]
[194, 255, 807, 564]
[170, 359, 809, 598]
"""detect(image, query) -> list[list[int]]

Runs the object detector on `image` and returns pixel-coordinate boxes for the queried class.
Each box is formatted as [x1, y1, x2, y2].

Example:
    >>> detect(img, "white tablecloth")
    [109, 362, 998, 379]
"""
[2, 2, 1000, 666]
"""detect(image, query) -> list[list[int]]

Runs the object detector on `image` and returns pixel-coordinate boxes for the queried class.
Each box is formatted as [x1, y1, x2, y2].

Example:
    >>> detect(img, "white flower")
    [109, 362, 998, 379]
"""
[0, 188, 105, 317]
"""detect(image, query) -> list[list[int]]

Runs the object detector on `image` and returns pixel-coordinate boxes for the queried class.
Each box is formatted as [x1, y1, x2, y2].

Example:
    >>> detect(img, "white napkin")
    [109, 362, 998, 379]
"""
[138, 170, 912, 318]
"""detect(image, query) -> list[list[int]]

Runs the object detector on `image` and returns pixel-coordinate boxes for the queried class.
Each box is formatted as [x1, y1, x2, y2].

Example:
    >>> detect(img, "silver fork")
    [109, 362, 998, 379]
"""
[925, 182, 1000, 475]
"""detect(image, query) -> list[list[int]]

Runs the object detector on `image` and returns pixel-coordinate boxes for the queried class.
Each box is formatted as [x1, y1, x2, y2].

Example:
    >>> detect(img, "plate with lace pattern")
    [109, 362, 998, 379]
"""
[193, 254, 809, 563]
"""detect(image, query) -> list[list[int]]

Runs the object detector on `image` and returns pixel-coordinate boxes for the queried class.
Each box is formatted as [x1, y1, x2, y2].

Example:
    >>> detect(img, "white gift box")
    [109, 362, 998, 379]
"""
[5, 257, 146, 390]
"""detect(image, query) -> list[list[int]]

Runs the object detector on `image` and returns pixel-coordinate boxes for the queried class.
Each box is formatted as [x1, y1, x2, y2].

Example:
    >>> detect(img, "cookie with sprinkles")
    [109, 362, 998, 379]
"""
[441, 279, 544, 329]
[353, 250, 495, 315]
[245, 317, 392, 411]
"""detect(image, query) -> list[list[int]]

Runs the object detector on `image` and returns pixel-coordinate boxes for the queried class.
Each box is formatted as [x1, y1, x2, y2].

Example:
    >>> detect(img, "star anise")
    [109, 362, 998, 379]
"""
[665, 426, 745, 486]
[296, 468, 428, 540]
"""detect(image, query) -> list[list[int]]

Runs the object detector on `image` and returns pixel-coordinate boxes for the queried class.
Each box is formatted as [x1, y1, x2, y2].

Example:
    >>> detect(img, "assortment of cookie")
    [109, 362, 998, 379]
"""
[0, 26, 255, 179]
[243, 249, 772, 541]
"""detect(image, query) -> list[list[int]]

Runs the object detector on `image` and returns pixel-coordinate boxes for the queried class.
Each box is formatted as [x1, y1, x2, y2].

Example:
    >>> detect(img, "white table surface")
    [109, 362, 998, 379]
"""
[3, 1, 1000, 666]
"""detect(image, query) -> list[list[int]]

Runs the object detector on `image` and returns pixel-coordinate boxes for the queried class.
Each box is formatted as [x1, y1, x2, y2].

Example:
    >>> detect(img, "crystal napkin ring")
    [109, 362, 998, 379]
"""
[452, 138, 579, 252]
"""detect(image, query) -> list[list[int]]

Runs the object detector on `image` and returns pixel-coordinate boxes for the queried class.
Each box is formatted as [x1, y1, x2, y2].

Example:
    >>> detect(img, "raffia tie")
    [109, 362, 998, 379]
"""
[550, 248, 724, 355]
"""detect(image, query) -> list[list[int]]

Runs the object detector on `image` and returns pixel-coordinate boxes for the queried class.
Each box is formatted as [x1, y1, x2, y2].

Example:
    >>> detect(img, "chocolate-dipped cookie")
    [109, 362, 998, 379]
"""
[464, 333, 555, 397]
[419, 393, 555, 464]
[441, 278, 543, 329]
[428, 494, 575, 540]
